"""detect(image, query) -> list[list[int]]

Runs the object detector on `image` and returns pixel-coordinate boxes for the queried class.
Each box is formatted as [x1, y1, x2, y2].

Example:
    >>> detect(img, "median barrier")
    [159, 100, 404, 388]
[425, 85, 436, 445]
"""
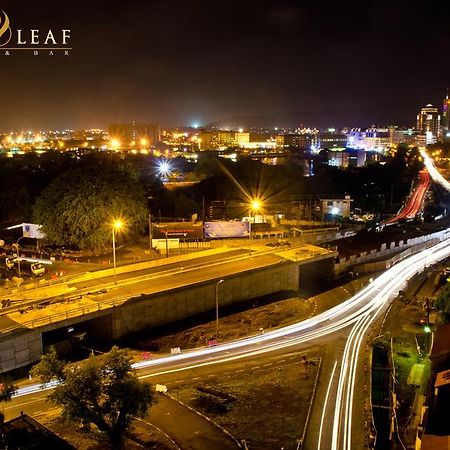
[335, 229, 450, 276]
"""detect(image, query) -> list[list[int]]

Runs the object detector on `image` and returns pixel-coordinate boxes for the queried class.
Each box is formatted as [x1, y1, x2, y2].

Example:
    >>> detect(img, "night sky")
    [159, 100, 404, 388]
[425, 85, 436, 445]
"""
[1, 0, 449, 130]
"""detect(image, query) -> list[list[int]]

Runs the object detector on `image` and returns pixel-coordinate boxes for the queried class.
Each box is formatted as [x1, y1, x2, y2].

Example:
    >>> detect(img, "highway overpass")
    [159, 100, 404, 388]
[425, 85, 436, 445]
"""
[0, 244, 336, 373]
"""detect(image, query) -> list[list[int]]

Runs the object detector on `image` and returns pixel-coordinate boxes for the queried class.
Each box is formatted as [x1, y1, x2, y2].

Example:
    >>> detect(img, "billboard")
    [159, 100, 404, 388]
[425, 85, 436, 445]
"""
[204, 221, 250, 239]
[152, 239, 179, 250]
[152, 222, 203, 239]
[6, 223, 46, 239]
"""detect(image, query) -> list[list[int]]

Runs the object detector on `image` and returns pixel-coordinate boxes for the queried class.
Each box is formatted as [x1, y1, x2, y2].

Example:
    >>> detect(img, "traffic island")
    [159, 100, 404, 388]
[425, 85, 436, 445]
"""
[170, 351, 321, 449]
[36, 408, 178, 450]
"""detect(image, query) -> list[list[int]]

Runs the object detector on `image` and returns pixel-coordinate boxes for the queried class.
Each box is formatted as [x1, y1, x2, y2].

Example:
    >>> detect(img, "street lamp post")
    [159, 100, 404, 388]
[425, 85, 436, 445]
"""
[248, 198, 261, 256]
[215, 279, 224, 339]
[148, 212, 152, 253]
[15, 236, 26, 277]
[248, 212, 252, 256]
[112, 220, 123, 285]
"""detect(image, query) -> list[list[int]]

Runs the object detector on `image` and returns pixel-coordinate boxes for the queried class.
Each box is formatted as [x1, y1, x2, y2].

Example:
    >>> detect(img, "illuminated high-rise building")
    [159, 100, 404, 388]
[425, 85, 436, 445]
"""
[417, 104, 441, 144]
[108, 122, 160, 148]
[443, 90, 450, 141]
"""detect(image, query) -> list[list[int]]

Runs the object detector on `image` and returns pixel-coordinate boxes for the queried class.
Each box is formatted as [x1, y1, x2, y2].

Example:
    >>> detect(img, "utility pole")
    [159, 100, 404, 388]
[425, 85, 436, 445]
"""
[425, 297, 431, 325]
[148, 212, 152, 252]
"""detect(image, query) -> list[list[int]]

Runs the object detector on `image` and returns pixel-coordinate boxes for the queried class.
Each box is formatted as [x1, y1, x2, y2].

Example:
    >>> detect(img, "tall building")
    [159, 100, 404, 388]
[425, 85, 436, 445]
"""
[277, 133, 319, 150]
[197, 131, 236, 150]
[317, 130, 347, 151]
[443, 91, 450, 141]
[108, 122, 160, 147]
[417, 104, 441, 144]
[347, 127, 390, 151]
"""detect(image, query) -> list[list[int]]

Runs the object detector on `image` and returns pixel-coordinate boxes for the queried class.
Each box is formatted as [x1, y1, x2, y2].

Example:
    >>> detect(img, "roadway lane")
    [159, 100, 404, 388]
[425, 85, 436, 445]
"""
[68, 249, 249, 289]
[386, 169, 430, 224]
[0, 248, 248, 306]
[99, 254, 287, 301]
[420, 147, 450, 191]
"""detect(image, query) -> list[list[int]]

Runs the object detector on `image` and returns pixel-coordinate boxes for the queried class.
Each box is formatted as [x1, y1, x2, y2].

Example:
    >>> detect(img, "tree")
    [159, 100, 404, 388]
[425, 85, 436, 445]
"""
[0, 381, 17, 424]
[435, 283, 450, 323]
[31, 347, 154, 448]
[32, 165, 148, 251]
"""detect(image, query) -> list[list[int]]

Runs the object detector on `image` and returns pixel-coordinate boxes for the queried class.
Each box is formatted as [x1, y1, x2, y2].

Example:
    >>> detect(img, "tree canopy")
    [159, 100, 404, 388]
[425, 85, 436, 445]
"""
[32, 164, 148, 250]
[31, 347, 154, 448]
[0, 381, 17, 424]
[435, 283, 450, 323]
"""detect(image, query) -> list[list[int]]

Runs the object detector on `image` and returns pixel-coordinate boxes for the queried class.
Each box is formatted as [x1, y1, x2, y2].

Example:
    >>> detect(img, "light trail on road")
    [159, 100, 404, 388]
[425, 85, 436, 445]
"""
[9, 185, 450, 448]
[420, 147, 450, 190]
[385, 169, 430, 224]
[318, 360, 338, 450]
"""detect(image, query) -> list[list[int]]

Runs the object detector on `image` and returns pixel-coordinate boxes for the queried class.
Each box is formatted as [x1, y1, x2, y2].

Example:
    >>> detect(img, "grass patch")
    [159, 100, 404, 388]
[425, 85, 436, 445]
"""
[39, 409, 176, 450]
[171, 352, 321, 449]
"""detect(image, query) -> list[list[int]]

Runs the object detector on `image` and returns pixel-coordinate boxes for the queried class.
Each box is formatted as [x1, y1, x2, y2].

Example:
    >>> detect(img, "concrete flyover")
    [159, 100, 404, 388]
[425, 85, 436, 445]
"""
[0, 244, 336, 374]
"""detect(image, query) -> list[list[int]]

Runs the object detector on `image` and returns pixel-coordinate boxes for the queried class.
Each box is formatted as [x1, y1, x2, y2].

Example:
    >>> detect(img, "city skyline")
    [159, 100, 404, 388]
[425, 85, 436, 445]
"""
[1, 0, 449, 130]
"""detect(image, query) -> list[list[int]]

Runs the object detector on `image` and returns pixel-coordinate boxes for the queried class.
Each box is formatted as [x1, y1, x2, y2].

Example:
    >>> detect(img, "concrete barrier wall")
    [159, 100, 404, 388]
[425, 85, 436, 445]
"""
[110, 262, 300, 340]
[335, 229, 450, 275]
[0, 330, 42, 373]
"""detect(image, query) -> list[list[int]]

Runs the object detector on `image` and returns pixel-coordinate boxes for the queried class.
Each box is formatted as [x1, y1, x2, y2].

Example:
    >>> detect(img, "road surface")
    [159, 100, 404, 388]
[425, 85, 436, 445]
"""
[385, 169, 430, 224]
[6, 235, 450, 449]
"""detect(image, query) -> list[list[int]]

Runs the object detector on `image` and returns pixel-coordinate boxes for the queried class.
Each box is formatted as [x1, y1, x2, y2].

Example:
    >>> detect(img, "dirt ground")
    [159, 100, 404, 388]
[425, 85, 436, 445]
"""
[39, 409, 177, 450]
[171, 351, 321, 450]
[126, 294, 316, 356]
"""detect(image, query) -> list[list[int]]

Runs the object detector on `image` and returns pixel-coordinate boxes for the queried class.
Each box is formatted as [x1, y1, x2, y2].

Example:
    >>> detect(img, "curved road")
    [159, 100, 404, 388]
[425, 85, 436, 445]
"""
[6, 232, 450, 449]
[386, 169, 430, 224]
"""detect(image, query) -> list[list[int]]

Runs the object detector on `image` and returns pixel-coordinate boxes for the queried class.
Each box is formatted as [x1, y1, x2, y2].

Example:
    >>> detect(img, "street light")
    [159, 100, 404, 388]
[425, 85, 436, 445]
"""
[215, 279, 224, 339]
[112, 219, 123, 285]
[157, 159, 172, 179]
[248, 198, 262, 255]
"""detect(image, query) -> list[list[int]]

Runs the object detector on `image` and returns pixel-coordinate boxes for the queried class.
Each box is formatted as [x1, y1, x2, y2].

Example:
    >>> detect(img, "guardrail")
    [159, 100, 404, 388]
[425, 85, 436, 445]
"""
[0, 295, 132, 335]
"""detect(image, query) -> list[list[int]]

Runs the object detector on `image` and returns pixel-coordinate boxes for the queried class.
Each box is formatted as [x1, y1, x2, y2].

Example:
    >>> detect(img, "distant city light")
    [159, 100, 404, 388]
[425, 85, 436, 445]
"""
[192, 123, 199, 129]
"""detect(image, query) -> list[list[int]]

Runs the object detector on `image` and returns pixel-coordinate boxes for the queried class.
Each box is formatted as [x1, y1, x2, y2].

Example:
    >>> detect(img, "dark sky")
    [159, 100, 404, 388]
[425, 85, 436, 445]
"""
[0, 0, 449, 130]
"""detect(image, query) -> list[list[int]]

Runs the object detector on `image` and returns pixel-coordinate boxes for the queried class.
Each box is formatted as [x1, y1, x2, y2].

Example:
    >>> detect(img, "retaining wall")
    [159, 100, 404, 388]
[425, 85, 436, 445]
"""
[335, 229, 450, 276]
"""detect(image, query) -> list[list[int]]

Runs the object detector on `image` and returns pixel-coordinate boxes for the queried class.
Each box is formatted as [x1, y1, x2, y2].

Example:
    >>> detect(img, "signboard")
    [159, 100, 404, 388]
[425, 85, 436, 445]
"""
[152, 222, 203, 239]
[204, 221, 250, 239]
[6, 223, 46, 239]
[23, 223, 45, 239]
[152, 238, 179, 250]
